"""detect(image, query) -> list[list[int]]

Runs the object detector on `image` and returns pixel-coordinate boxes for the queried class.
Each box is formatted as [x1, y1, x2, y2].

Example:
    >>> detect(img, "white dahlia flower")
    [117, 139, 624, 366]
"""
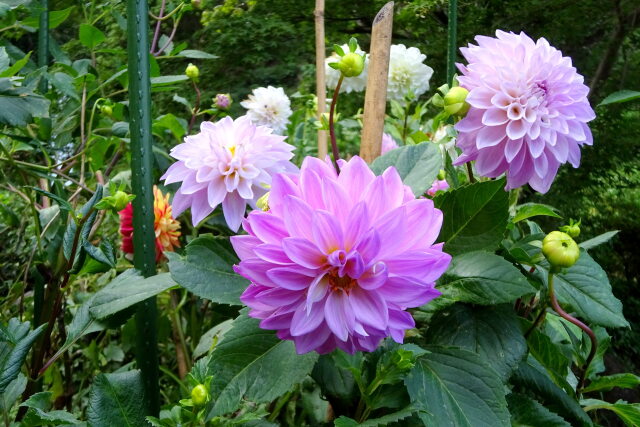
[240, 86, 293, 134]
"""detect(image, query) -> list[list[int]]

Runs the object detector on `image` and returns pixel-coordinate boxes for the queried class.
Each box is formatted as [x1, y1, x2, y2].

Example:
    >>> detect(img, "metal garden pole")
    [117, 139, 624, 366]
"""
[126, 0, 160, 415]
[447, 0, 458, 85]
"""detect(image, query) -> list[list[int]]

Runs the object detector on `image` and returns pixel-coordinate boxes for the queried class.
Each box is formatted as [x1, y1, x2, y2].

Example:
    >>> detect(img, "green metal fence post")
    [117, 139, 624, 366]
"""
[37, 0, 48, 92]
[126, 0, 160, 415]
[447, 0, 458, 85]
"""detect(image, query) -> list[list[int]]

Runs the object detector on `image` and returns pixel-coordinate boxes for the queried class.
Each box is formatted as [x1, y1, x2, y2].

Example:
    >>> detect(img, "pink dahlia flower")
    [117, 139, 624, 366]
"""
[231, 156, 451, 354]
[427, 179, 449, 197]
[161, 116, 295, 231]
[454, 30, 595, 193]
[381, 133, 398, 154]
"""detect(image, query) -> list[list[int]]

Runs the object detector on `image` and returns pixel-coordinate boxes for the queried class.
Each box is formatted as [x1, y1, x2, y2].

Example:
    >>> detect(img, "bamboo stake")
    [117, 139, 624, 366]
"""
[446, 0, 458, 84]
[360, 2, 394, 163]
[314, 0, 328, 158]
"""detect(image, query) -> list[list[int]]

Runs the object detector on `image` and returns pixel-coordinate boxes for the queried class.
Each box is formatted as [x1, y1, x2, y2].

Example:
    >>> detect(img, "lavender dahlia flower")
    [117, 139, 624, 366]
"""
[161, 116, 295, 231]
[231, 156, 451, 354]
[454, 30, 595, 193]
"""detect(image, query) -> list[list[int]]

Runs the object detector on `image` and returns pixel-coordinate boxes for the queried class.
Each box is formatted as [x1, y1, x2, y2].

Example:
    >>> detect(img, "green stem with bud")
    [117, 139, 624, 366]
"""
[547, 270, 597, 392]
[329, 74, 343, 174]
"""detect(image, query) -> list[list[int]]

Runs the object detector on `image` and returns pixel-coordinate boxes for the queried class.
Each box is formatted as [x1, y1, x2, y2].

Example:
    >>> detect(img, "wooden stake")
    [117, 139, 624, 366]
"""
[360, 1, 394, 163]
[314, 0, 328, 159]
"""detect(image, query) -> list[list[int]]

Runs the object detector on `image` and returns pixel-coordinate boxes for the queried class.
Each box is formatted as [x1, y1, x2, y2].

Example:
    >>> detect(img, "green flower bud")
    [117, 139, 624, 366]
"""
[437, 169, 446, 180]
[185, 63, 200, 80]
[95, 191, 135, 212]
[100, 104, 113, 116]
[335, 52, 365, 78]
[191, 384, 208, 406]
[443, 86, 470, 116]
[542, 231, 580, 269]
[559, 219, 581, 238]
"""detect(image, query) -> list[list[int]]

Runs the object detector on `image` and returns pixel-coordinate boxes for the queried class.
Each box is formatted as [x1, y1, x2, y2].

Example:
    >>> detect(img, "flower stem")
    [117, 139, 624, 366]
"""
[329, 74, 343, 174]
[465, 162, 475, 183]
[547, 270, 598, 392]
[188, 80, 201, 133]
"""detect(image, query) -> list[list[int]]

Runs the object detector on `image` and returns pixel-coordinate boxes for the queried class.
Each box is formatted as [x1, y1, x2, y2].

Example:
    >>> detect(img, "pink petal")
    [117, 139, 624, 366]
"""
[282, 238, 326, 269]
[267, 266, 318, 290]
[349, 287, 388, 330]
[476, 124, 507, 148]
[221, 191, 246, 231]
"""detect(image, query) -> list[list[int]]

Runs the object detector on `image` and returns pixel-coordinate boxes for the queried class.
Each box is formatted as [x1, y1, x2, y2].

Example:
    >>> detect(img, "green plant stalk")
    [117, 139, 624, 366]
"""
[37, 0, 48, 93]
[127, 0, 160, 415]
[547, 270, 598, 393]
[446, 0, 457, 85]
[328, 74, 343, 173]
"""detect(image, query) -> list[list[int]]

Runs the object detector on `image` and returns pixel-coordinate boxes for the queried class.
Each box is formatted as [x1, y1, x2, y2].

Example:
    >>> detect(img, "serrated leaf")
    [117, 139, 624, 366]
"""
[507, 393, 571, 427]
[511, 356, 591, 426]
[167, 235, 247, 305]
[177, 49, 218, 59]
[150, 75, 189, 85]
[206, 312, 318, 419]
[598, 90, 640, 106]
[579, 230, 618, 250]
[89, 272, 175, 319]
[0, 78, 49, 126]
[582, 373, 640, 394]
[526, 327, 571, 389]
[513, 203, 561, 222]
[333, 406, 414, 426]
[434, 179, 509, 254]
[437, 251, 535, 304]
[20, 6, 73, 29]
[0, 319, 46, 394]
[582, 399, 640, 427]
[87, 371, 147, 426]
[425, 304, 526, 380]
[537, 250, 628, 328]
[405, 346, 510, 427]
[0, 373, 27, 414]
[370, 142, 441, 197]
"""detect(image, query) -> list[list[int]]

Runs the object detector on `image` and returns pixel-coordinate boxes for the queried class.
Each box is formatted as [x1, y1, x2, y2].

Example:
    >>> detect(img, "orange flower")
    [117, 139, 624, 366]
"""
[119, 186, 181, 262]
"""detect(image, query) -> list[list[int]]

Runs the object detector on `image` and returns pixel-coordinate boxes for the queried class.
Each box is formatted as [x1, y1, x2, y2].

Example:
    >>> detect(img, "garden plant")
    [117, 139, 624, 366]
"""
[1, 0, 639, 426]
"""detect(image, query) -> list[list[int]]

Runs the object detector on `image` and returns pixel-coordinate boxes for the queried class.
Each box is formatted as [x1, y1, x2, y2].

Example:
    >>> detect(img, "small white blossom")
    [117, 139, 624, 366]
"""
[240, 86, 292, 134]
[387, 44, 434, 101]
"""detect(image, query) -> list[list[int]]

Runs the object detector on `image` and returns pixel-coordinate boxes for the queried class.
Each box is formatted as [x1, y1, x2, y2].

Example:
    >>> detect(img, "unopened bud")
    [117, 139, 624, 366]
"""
[191, 384, 208, 406]
[559, 219, 581, 238]
[95, 191, 135, 212]
[100, 104, 113, 116]
[542, 231, 580, 269]
[185, 63, 200, 80]
[336, 52, 365, 77]
[214, 93, 232, 110]
[443, 86, 470, 116]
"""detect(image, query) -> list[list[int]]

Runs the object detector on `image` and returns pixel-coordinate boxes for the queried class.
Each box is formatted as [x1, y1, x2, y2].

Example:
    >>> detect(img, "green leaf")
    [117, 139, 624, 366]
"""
[538, 250, 628, 328]
[312, 354, 357, 401]
[511, 356, 591, 426]
[598, 90, 640, 106]
[21, 6, 74, 29]
[526, 327, 571, 390]
[153, 113, 186, 141]
[437, 251, 535, 305]
[28, 186, 73, 213]
[0, 318, 46, 394]
[177, 49, 218, 59]
[0, 373, 26, 414]
[582, 373, 640, 394]
[434, 179, 509, 255]
[507, 393, 571, 427]
[0, 51, 31, 78]
[0, 78, 49, 126]
[79, 23, 106, 49]
[404, 346, 510, 427]
[167, 235, 247, 305]
[425, 304, 526, 380]
[370, 142, 442, 197]
[333, 406, 415, 426]
[579, 230, 618, 250]
[20, 391, 82, 425]
[513, 203, 561, 223]
[206, 312, 318, 418]
[89, 272, 175, 319]
[87, 371, 147, 426]
[582, 399, 640, 427]
[150, 75, 189, 85]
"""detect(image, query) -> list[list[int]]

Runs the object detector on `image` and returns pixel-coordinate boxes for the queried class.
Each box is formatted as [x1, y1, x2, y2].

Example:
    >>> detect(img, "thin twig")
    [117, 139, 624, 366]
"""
[150, 0, 167, 54]
[188, 80, 201, 133]
[328, 75, 343, 174]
